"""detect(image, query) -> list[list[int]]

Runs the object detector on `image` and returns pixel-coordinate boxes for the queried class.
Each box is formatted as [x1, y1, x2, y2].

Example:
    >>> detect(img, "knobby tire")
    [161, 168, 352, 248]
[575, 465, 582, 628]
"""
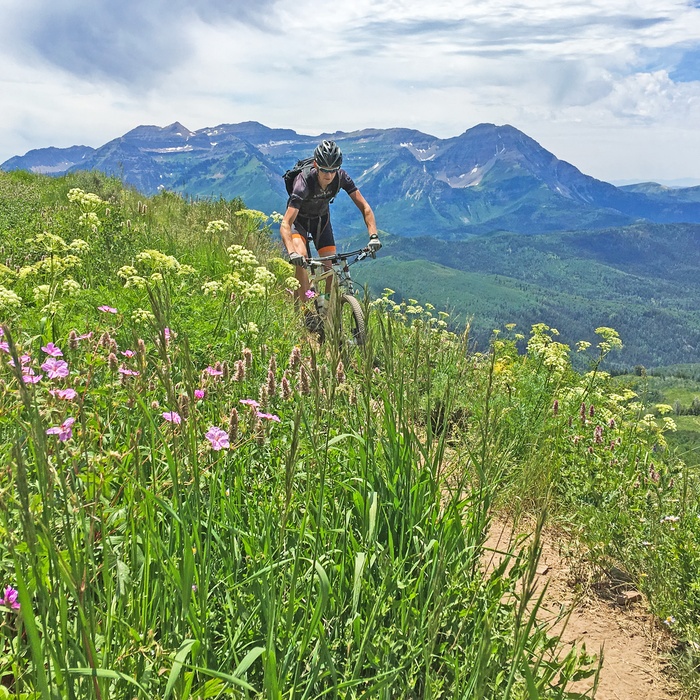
[340, 294, 365, 346]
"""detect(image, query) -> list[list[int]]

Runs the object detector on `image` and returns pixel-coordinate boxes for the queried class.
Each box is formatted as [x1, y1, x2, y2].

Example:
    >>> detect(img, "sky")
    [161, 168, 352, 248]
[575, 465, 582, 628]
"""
[2, 0, 700, 185]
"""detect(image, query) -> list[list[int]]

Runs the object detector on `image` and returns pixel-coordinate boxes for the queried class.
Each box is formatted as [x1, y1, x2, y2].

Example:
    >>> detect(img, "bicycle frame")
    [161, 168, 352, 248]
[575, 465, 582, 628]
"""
[306, 247, 372, 316]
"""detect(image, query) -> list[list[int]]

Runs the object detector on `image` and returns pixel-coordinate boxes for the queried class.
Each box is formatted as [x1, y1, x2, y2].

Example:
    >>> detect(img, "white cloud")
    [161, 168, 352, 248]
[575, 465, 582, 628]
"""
[1, 0, 700, 182]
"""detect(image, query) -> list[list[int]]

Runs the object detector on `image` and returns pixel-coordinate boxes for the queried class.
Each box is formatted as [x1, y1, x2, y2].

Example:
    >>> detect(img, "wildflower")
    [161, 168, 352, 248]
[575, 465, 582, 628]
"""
[68, 330, 79, 350]
[162, 411, 182, 424]
[0, 586, 20, 610]
[336, 360, 346, 384]
[254, 418, 265, 445]
[259, 384, 269, 408]
[121, 350, 135, 358]
[98, 305, 118, 314]
[205, 426, 230, 451]
[194, 389, 205, 400]
[233, 360, 245, 381]
[41, 357, 69, 379]
[608, 418, 616, 429]
[580, 403, 587, 423]
[0, 340, 8, 353]
[256, 411, 281, 422]
[266, 369, 276, 396]
[151, 400, 160, 410]
[118, 366, 139, 377]
[299, 365, 310, 395]
[649, 464, 660, 483]
[281, 373, 292, 400]
[240, 398, 260, 408]
[49, 388, 77, 400]
[205, 365, 223, 377]
[46, 417, 75, 442]
[228, 408, 239, 443]
[99, 332, 112, 348]
[41, 342, 63, 357]
[594, 425, 604, 444]
[663, 616, 676, 627]
[305, 289, 317, 300]
[289, 346, 301, 370]
[178, 393, 190, 419]
[589, 404, 595, 418]
[660, 515, 680, 524]
[22, 370, 43, 384]
[243, 347, 253, 368]
[163, 327, 173, 343]
[552, 399, 559, 416]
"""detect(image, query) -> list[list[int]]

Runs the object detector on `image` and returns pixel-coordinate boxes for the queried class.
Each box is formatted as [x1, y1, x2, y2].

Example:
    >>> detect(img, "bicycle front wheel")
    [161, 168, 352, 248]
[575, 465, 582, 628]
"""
[341, 294, 365, 346]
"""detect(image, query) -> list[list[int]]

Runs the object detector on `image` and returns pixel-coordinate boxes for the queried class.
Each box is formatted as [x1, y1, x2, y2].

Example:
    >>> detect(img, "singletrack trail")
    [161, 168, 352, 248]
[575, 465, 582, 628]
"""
[484, 520, 680, 699]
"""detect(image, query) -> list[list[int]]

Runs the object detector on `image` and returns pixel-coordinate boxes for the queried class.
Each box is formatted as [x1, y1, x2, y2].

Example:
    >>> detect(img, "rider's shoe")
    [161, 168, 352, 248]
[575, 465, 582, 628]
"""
[304, 312, 323, 333]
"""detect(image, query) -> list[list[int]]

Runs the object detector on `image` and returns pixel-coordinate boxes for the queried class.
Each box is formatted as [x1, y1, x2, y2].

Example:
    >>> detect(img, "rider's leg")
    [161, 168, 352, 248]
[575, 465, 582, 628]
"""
[289, 232, 311, 303]
[316, 219, 337, 297]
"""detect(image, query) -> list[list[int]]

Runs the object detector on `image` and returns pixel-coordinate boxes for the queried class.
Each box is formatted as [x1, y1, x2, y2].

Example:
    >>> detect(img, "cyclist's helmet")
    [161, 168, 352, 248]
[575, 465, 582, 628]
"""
[313, 140, 343, 170]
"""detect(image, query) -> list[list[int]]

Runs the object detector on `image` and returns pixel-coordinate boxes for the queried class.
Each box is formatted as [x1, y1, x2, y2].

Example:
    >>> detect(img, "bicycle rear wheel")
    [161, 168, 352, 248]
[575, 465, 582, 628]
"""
[341, 294, 365, 346]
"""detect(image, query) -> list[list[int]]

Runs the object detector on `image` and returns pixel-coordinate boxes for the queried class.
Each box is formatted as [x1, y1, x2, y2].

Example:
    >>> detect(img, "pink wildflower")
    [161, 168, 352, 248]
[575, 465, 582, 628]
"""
[0, 340, 8, 353]
[49, 388, 78, 400]
[305, 289, 316, 299]
[205, 426, 230, 451]
[205, 365, 223, 377]
[256, 411, 281, 423]
[118, 367, 140, 377]
[162, 411, 182, 424]
[41, 357, 69, 379]
[46, 417, 75, 442]
[121, 350, 135, 358]
[0, 586, 20, 610]
[194, 389, 205, 400]
[239, 398, 260, 408]
[22, 371, 43, 384]
[41, 342, 63, 357]
[98, 305, 118, 314]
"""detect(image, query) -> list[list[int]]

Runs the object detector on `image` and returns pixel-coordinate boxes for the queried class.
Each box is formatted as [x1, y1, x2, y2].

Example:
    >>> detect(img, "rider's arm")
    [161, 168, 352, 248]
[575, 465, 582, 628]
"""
[280, 205, 300, 254]
[348, 190, 377, 237]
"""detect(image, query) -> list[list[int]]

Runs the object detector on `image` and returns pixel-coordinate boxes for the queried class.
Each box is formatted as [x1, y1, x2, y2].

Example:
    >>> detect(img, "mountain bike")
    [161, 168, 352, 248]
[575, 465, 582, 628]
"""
[305, 246, 375, 346]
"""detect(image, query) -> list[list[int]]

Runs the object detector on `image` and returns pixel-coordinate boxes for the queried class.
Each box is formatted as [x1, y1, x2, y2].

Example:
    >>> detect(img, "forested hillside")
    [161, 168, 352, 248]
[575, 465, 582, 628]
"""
[353, 223, 700, 368]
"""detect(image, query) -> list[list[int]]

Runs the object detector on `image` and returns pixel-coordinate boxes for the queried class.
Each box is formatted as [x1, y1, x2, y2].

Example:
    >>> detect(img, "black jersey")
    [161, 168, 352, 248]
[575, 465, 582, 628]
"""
[287, 167, 357, 219]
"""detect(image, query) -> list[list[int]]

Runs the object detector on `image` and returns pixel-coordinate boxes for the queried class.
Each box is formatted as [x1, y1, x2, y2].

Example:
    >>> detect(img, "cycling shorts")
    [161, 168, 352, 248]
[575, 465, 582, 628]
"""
[291, 214, 335, 254]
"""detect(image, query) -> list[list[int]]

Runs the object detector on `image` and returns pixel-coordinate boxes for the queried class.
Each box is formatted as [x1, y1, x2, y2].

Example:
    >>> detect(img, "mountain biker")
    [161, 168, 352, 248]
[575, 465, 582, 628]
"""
[280, 140, 381, 311]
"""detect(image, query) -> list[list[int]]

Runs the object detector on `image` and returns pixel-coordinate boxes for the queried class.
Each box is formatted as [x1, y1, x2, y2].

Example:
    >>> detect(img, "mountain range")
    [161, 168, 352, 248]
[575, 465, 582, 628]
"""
[4, 121, 700, 238]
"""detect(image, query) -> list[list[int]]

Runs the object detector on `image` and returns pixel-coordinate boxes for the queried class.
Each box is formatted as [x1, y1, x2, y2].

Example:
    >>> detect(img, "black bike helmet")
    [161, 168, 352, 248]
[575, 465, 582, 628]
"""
[313, 140, 343, 170]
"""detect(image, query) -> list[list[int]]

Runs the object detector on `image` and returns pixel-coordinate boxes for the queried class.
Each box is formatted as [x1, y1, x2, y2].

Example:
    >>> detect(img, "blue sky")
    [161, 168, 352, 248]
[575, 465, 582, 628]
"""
[2, 0, 700, 184]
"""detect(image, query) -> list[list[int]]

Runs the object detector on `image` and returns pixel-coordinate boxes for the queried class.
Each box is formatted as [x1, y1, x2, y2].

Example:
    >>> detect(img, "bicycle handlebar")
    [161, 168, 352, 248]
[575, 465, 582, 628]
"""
[306, 246, 374, 267]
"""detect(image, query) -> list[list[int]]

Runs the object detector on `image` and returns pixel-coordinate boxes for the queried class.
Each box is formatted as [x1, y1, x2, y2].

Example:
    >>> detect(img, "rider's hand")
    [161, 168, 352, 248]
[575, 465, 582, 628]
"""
[288, 251, 307, 268]
[368, 234, 382, 256]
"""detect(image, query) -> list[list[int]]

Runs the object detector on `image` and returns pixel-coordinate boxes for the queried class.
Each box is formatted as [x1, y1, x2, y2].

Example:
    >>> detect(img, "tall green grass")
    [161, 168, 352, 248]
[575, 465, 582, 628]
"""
[0, 170, 697, 697]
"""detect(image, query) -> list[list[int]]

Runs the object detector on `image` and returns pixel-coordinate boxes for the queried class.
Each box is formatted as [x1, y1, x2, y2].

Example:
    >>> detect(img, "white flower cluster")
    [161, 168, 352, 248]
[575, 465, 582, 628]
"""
[131, 307, 155, 324]
[0, 285, 22, 314]
[205, 219, 230, 236]
[67, 188, 104, 209]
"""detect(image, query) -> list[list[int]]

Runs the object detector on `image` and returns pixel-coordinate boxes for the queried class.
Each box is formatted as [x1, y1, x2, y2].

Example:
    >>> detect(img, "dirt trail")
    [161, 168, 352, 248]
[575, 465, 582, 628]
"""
[484, 520, 680, 699]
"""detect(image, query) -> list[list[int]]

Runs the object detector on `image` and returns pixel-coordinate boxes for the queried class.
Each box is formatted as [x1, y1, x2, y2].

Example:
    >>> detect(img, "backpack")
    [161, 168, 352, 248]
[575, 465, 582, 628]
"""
[283, 157, 340, 202]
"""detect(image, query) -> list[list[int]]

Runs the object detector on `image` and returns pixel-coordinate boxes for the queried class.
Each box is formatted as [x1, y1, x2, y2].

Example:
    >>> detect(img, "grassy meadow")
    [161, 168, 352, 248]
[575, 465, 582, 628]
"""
[0, 170, 699, 698]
